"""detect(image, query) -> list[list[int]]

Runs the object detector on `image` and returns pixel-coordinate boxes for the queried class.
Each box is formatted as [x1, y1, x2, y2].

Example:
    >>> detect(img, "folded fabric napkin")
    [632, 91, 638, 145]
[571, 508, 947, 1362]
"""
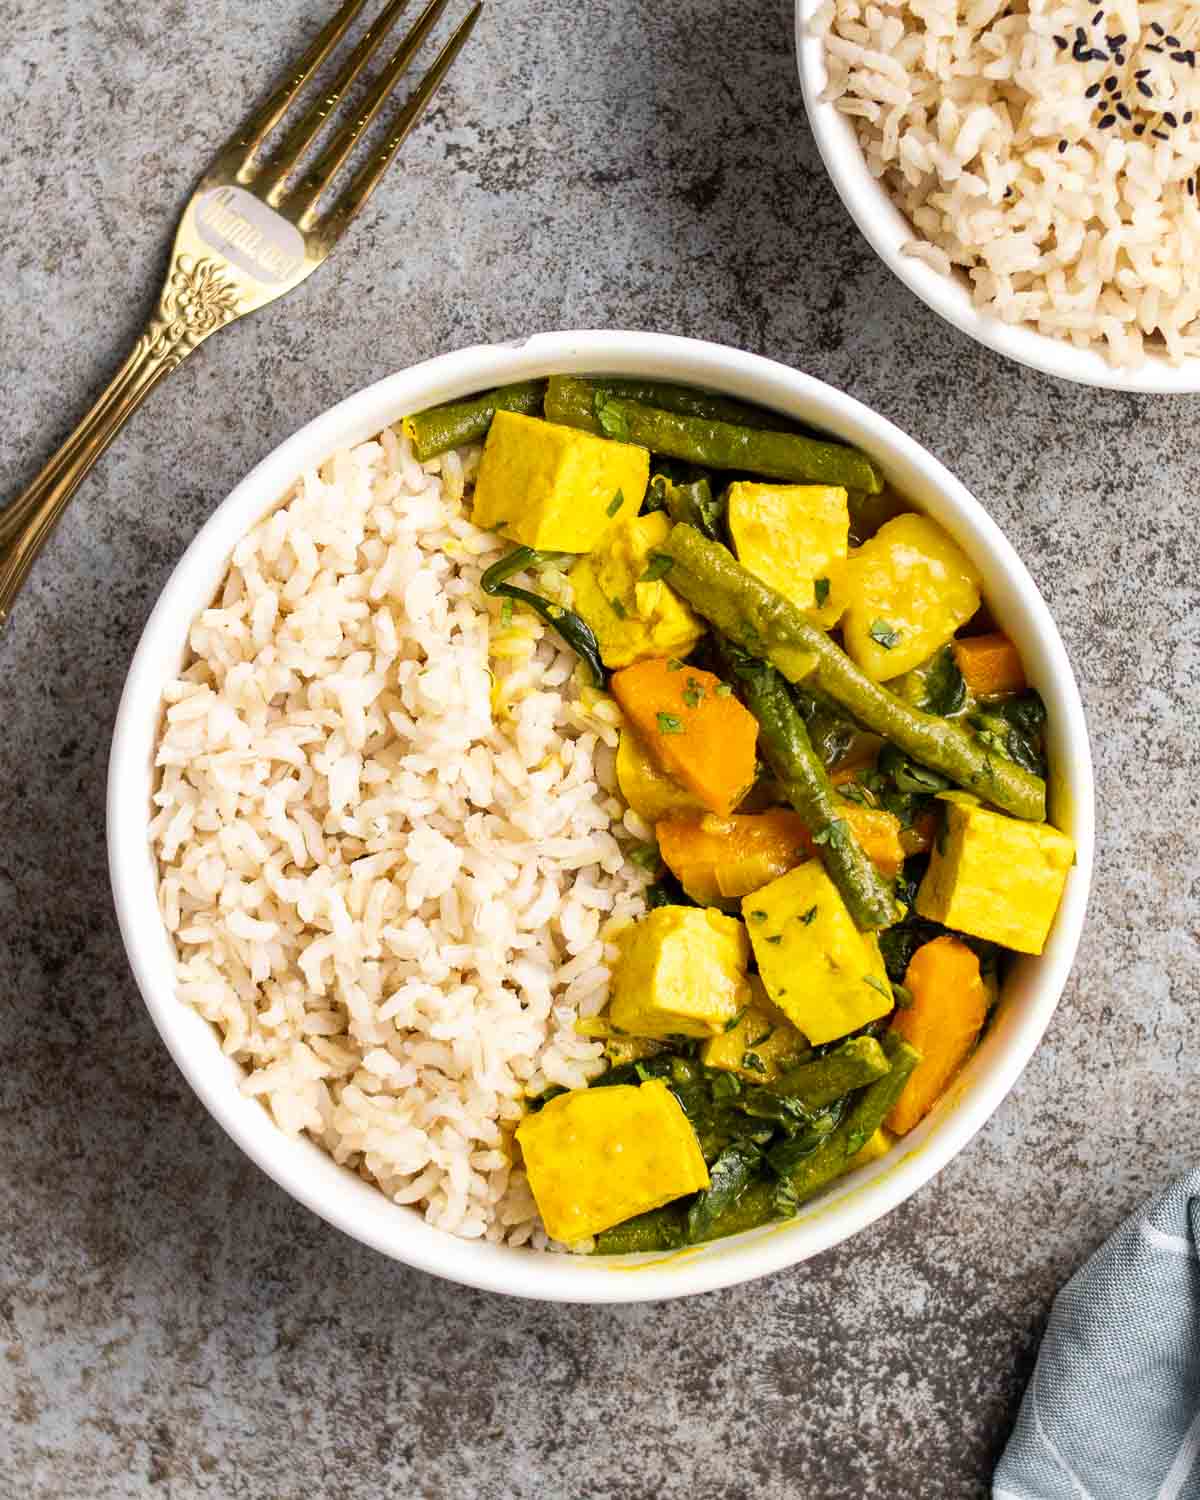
[994, 1169, 1200, 1500]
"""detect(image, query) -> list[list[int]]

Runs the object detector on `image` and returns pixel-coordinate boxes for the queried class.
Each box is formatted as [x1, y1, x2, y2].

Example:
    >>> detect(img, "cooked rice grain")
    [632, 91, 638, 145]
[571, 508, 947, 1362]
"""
[817, 1, 1200, 367]
[152, 426, 648, 1249]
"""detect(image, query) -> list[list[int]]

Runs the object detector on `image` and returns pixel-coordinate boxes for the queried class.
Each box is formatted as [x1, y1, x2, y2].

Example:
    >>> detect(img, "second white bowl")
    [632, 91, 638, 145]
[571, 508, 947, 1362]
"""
[795, 0, 1200, 393]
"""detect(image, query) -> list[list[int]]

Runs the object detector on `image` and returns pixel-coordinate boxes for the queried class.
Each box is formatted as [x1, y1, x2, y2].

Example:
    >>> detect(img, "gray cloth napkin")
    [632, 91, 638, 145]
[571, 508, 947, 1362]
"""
[994, 1169, 1200, 1500]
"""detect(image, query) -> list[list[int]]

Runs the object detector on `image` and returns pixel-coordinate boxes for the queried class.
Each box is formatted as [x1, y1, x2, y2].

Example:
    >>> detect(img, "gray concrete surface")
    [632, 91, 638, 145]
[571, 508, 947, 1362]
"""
[2, 1, 1196, 1496]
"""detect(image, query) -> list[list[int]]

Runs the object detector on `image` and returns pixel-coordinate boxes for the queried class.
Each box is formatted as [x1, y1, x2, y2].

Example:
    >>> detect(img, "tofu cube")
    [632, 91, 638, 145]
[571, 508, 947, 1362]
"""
[916, 801, 1075, 955]
[515, 1079, 710, 1242]
[609, 905, 751, 1039]
[727, 481, 849, 623]
[699, 978, 808, 1082]
[471, 411, 648, 552]
[569, 511, 704, 668]
[742, 861, 893, 1045]
[839, 513, 982, 681]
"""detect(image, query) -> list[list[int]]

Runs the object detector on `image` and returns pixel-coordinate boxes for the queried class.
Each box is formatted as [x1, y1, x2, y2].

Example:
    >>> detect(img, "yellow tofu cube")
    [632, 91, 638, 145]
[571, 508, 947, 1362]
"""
[916, 801, 1075, 955]
[615, 729, 705, 823]
[609, 906, 751, 1039]
[699, 978, 808, 1082]
[515, 1079, 710, 1242]
[742, 861, 893, 1045]
[840, 513, 983, 681]
[471, 411, 648, 552]
[569, 511, 705, 668]
[727, 481, 849, 624]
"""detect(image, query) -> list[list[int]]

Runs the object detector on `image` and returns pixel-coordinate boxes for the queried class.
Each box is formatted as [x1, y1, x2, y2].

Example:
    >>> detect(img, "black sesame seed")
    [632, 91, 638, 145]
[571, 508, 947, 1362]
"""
[1086, 81, 1102, 98]
[1054, 33, 1068, 51]
[1097, 113, 1116, 129]
[1134, 122, 1147, 136]
[1165, 111, 1179, 128]
[1165, 35, 1180, 47]
[1186, 112, 1195, 125]
[1105, 76, 1118, 92]
[1117, 103, 1131, 120]
[1146, 43, 1163, 54]
[1151, 21, 1165, 36]
[1152, 128, 1169, 140]
[1107, 34, 1127, 48]
[1058, 139, 1068, 153]
[1092, 9, 1102, 25]
[1138, 81, 1153, 97]
[1135, 68, 1150, 78]
[1189, 179, 1195, 197]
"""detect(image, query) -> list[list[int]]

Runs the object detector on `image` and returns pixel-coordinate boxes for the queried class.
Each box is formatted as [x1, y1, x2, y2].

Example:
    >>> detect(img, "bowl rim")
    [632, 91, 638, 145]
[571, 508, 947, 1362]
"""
[107, 329, 1095, 1302]
[794, 0, 1200, 394]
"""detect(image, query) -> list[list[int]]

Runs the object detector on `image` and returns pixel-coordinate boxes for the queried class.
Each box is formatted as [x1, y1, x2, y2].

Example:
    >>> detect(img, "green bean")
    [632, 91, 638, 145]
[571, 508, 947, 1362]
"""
[594, 1204, 688, 1255]
[565, 377, 812, 434]
[660, 524, 1047, 822]
[769, 1036, 892, 1110]
[544, 376, 884, 494]
[479, 547, 605, 687]
[402, 380, 547, 460]
[730, 651, 901, 929]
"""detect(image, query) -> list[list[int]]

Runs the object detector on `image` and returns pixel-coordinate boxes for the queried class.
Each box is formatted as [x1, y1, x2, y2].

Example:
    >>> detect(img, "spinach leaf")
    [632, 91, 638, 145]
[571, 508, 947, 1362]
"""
[877, 743, 954, 795]
[686, 1142, 762, 1243]
[480, 547, 606, 687]
[922, 645, 968, 717]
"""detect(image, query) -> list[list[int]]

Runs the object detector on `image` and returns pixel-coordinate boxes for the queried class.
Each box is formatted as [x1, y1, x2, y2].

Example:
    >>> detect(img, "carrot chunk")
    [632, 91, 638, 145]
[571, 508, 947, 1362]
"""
[952, 632, 1027, 699]
[611, 660, 758, 817]
[886, 935, 989, 1135]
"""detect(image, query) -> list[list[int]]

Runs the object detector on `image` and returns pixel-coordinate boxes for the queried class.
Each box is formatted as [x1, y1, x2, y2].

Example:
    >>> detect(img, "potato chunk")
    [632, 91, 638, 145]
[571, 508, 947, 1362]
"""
[471, 411, 648, 552]
[609, 905, 751, 1039]
[741, 861, 893, 1045]
[839, 513, 982, 681]
[916, 801, 1075, 955]
[699, 979, 808, 1083]
[615, 729, 704, 824]
[569, 511, 704, 668]
[726, 481, 849, 623]
[516, 1080, 709, 1243]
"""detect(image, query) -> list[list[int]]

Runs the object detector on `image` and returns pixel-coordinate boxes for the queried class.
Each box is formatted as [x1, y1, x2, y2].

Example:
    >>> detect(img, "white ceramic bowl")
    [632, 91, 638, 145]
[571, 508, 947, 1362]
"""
[108, 330, 1094, 1302]
[795, 0, 1200, 393]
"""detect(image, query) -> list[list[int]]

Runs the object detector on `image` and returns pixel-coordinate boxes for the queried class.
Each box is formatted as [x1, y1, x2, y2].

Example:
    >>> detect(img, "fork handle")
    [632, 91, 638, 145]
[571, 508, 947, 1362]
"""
[0, 253, 241, 626]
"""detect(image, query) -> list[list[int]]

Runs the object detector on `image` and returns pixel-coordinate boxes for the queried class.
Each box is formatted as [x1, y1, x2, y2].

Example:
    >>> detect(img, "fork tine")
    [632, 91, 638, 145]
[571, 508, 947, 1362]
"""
[223, 0, 372, 174]
[284, 0, 454, 222]
[258, 0, 416, 204]
[318, 4, 483, 238]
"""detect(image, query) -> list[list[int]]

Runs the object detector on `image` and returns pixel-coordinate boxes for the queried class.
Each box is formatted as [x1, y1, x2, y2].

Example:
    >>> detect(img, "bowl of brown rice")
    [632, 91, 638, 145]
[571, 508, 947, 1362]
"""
[798, 0, 1200, 390]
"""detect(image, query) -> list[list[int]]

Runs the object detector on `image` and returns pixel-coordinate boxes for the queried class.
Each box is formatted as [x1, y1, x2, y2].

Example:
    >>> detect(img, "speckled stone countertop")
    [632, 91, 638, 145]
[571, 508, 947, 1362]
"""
[2, 2, 1197, 1496]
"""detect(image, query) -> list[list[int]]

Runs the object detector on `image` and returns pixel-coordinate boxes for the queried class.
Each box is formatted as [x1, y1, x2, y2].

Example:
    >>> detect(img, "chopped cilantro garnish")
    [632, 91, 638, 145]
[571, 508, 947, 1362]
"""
[869, 618, 901, 650]
[609, 595, 627, 619]
[656, 712, 684, 735]
[813, 818, 851, 851]
[682, 677, 705, 708]
[741, 1051, 768, 1075]
[765, 935, 783, 946]
[749, 909, 768, 923]
[714, 682, 733, 697]
[814, 576, 831, 608]
[666, 657, 685, 671]
[640, 554, 673, 583]
[799, 904, 818, 925]
[606, 488, 625, 517]
[863, 974, 891, 998]
[500, 596, 514, 627]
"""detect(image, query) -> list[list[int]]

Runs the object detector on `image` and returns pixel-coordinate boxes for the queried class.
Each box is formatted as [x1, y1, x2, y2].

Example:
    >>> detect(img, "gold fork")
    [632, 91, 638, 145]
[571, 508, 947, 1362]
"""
[0, 0, 482, 626]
